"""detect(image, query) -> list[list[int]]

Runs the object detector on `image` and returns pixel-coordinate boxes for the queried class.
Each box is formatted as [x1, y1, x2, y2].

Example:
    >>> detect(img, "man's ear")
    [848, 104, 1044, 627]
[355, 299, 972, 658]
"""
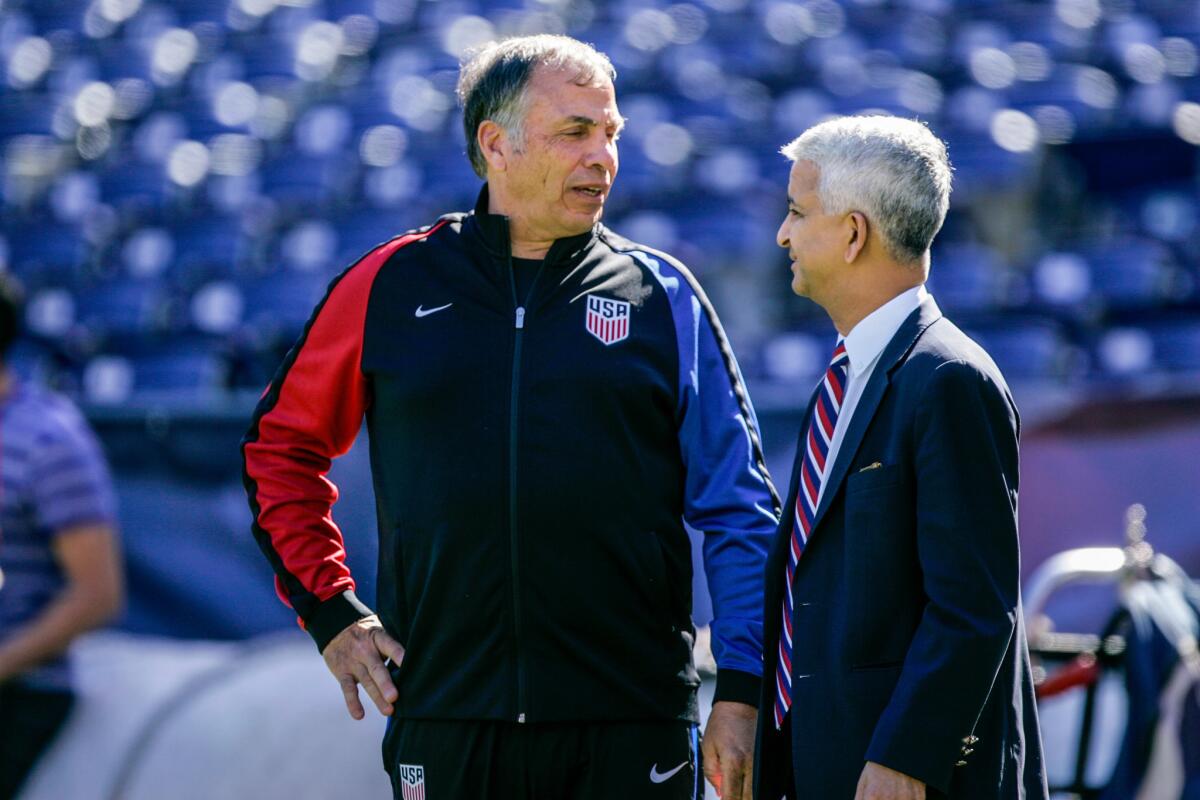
[478, 120, 508, 174]
[844, 211, 868, 263]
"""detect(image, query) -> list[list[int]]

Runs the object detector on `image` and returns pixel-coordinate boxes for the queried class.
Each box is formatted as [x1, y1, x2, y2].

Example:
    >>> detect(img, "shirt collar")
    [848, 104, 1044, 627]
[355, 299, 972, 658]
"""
[841, 285, 928, 377]
[467, 184, 599, 269]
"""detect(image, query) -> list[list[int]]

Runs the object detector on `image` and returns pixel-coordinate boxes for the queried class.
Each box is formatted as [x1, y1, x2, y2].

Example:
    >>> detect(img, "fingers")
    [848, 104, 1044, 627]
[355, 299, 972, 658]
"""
[373, 628, 407, 666]
[362, 656, 397, 713]
[339, 676, 365, 720]
[701, 736, 723, 797]
[353, 662, 394, 716]
[323, 617, 404, 719]
[722, 753, 747, 800]
[363, 628, 400, 711]
[703, 703, 757, 800]
[368, 657, 398, 703]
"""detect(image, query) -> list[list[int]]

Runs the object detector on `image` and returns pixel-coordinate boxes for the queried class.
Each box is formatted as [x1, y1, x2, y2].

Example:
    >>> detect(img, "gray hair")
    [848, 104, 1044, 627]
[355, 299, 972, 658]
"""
[457, 35, 616, 179]
[781, 115, 952, 264]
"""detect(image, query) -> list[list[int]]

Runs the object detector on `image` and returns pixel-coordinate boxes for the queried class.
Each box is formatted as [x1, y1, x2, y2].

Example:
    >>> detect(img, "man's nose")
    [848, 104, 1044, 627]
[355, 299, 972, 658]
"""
[776, 219, 789, 249]
[587, 138, 618, 178]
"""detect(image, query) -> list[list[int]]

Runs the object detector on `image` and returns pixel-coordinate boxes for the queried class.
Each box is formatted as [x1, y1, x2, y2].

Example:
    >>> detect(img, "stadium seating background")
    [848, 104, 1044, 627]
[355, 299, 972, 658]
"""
[2, 0, 1199, 704]
[3, 2, 1199, 798]
[4, 0, 1199, 403]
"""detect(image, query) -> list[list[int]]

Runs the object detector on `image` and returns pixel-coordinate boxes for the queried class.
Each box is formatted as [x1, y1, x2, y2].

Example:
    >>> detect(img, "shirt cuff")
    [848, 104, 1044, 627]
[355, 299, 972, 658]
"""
[713, 668, 761, 708]
[308, 589, 374, 652]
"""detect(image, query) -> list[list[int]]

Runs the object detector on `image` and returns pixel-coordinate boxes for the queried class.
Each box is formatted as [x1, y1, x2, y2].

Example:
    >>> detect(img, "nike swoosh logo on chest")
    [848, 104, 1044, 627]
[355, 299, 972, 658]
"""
[414, 303, 453, 318]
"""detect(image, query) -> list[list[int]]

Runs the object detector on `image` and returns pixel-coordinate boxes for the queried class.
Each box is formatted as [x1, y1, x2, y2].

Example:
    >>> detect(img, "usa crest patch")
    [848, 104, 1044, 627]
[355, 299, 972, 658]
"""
[398, 764, 425, 800]
[585, 295, 631, 346]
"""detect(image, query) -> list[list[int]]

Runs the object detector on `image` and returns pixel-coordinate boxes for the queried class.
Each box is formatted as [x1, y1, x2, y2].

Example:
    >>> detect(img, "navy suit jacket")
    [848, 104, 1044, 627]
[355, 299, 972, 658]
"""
[753, 297, 1049, 799]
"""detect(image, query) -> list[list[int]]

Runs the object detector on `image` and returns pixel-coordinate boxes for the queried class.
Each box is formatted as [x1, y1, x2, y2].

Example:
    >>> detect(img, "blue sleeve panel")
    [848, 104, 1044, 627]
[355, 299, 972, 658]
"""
[630, 247, 782, 693]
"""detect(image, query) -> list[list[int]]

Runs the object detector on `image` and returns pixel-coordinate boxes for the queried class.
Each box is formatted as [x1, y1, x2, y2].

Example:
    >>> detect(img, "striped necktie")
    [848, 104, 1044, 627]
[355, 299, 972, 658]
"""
[774, 341, 850, 730]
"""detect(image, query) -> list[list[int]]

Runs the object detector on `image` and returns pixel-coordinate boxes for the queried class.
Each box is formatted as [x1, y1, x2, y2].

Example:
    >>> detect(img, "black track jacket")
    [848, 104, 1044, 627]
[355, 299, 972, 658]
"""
[243, 187, 780, 724]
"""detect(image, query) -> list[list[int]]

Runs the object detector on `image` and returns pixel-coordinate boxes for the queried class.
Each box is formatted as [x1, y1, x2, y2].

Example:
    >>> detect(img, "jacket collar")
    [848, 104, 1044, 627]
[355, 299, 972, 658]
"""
[841, 285, 927, 379]
[465, 184, 600, 269]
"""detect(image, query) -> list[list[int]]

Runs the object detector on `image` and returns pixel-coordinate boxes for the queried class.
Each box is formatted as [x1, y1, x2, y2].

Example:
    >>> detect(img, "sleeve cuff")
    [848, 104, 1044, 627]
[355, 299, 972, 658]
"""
[308, 589, 374, 652]
[713, 668, 761, 707]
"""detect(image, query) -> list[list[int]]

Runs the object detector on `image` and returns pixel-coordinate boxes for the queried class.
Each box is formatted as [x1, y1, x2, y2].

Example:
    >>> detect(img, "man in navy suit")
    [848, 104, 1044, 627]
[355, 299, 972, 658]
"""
[754, 116, 1048, 800]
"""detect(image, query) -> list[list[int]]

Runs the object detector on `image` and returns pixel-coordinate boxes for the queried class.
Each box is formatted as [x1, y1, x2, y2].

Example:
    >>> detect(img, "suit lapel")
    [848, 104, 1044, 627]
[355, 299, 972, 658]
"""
[809, 296, 943, 533]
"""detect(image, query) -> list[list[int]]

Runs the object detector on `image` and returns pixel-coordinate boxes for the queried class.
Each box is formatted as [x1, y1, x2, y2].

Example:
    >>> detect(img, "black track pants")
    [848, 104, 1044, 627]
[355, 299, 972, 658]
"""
[384, 719, 703, 800]
[0, 682, 73, 800]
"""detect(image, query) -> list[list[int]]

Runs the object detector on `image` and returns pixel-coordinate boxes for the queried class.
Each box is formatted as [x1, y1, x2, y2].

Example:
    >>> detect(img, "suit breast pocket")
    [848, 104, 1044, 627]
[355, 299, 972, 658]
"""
[844, 466, 922, 669]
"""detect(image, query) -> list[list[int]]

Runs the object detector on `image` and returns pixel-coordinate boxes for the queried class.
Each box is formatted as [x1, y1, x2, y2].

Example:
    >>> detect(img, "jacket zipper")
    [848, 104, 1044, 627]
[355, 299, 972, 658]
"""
[507, 250, 546, 724]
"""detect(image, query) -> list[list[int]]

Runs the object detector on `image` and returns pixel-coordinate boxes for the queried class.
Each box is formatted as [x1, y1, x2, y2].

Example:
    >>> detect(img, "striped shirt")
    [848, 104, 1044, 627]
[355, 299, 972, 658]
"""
[0, 380, 117, 689]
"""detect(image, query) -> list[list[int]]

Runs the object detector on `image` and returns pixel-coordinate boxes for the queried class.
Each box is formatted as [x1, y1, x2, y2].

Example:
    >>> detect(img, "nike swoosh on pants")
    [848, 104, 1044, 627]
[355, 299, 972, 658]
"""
[649, 761, 688, 784]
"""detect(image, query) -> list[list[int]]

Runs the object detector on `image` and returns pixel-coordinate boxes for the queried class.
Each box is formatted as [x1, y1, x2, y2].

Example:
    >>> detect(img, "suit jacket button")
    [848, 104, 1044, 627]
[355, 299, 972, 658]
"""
[955, 760, 968, 767]
[963, 735, 979, 745]
[961, 747, 974, 756]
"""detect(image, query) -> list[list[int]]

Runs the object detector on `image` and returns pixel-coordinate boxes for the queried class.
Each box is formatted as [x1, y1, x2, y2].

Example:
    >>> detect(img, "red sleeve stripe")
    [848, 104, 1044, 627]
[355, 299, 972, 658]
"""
[241, 221, 447, 623]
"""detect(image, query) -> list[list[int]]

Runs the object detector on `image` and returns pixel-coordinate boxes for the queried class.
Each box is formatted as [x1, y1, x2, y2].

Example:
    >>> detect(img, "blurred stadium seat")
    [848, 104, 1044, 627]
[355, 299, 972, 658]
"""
[1084, 237, 1188, 309]
[927, 241, 1019, 313]
[1148, 318, 1200, 372]
[0, 6, 1196, 800]
[5, 219, 89, 282]
[966, 318, 1083, 383]
[239, 270, 330, 332]
[0, 0, 1194, 404]
[75, 278, 173, 336]
[168, 212, 253, 281]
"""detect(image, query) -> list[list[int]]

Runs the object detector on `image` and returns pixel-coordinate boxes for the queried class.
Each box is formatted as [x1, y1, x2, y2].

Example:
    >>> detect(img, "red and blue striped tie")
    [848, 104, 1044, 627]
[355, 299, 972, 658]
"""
[774, 341, 849, 730]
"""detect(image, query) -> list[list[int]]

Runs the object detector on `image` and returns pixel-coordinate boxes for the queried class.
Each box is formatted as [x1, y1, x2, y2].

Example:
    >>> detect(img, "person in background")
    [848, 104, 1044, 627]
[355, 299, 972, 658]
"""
[754, 116, 1048, 800]
[242, 34, 779, 800]
[0, 272, 125, 800]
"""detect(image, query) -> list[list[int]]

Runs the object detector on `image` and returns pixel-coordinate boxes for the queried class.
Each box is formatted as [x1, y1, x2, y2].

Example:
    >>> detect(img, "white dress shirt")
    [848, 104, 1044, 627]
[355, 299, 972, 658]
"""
[815, 284, 928, 507]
